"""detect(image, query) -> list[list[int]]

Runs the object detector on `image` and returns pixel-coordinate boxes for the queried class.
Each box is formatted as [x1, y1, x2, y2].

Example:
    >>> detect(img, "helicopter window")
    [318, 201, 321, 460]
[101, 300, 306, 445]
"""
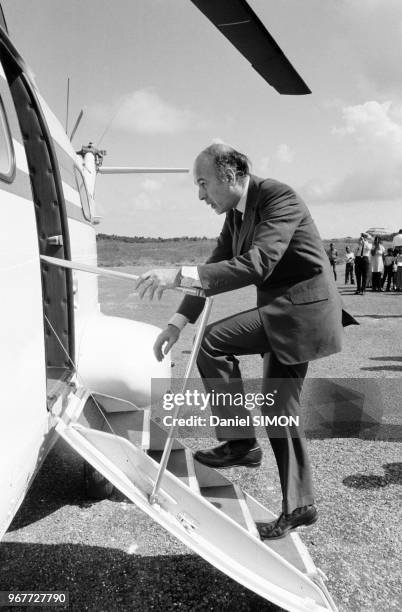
[0, 97, 15, 183]
[74, 166, 92, 222]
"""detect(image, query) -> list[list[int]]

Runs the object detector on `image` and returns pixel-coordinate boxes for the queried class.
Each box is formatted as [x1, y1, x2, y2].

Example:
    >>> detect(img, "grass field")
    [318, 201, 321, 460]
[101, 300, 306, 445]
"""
[2, 243, 401, 612]
[97, 236, 217, 266]
[96, 235, 394, 267]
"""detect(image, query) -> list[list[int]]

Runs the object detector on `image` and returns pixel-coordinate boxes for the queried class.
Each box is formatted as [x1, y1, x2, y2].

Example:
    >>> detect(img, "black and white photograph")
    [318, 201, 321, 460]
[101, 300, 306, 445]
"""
[0, 2, 401, 611]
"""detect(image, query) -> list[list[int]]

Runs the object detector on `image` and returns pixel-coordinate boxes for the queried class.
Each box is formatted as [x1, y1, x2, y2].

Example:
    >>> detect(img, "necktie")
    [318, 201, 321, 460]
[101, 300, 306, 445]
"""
[233, 209, 243, 252]
[234, 209, 243, 235]
[360, 242, 364, 257]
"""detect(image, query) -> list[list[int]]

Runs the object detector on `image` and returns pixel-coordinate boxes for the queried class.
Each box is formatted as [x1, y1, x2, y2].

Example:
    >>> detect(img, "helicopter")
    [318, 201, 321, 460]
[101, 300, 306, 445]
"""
[0, 2, 339, 610]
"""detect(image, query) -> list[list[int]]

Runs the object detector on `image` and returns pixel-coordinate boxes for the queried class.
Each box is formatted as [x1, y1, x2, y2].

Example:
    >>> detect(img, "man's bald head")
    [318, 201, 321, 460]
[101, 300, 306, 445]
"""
[193, 144, 250, 215]
[196, 144, 251, 184]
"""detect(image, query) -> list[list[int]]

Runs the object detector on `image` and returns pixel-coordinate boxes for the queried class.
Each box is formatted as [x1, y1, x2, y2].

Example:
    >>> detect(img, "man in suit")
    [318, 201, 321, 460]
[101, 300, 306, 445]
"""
[136, 144, 345, 539]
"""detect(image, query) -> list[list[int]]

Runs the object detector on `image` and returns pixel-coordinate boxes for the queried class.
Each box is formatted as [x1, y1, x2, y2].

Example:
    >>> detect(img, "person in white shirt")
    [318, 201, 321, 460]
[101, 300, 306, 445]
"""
[391, 229, 402, 250]
[344, 246, 355, 285]
[370, 236, 385, 291]
[354, 233, 372, 294]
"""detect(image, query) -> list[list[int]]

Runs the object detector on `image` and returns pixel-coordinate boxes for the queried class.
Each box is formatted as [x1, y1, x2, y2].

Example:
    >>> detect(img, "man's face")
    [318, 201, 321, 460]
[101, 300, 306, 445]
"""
[193, 155, 240, 215]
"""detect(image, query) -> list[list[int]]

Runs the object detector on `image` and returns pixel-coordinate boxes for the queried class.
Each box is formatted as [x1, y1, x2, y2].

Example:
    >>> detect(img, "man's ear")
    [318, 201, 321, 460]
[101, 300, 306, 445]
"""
[226, 168, 236, 184]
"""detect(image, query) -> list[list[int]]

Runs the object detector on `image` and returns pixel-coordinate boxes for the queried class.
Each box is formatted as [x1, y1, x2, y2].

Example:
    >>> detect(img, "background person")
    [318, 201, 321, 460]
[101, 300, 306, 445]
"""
[395, 248, 402, 291]
[391, 229, 402, 250]
[392, 228, 402, 290]
[136, 143, 356, 540]
[327, 242, 338, 280]
[354, 233, 372, 294]
[382, 248, 396, 291]
[370, 236, 385, 292]
[344, 246, 355, 285]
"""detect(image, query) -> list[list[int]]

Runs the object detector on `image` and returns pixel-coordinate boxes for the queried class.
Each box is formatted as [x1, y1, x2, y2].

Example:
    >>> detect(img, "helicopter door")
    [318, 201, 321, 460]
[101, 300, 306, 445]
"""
[0, 42, 74, 394]
[0, 61, 50, 537]
[0, 34, 73, 538]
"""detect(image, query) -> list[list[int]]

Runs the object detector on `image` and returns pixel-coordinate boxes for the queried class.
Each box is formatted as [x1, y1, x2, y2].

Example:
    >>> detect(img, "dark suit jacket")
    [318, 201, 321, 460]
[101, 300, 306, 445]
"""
[177, 175, 344, 365]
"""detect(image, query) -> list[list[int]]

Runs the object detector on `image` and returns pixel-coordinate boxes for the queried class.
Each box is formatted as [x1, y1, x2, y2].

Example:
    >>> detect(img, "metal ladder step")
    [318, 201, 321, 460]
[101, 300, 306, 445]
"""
[78, 396, 108, 430]
[245, 493, 317, 575]
[193, 457, 234, 488]
[148, 448, 200, 493]
[78, 400, 150, 450]
[148, 418, 183, 452]
[200, 484, 258, 535]
[232, 484, 260, 537]
[106, 410, 150, 450]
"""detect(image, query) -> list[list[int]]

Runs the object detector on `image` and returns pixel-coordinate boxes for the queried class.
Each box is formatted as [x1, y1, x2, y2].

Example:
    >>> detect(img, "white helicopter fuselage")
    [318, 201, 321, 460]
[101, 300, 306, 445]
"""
[0, 33, 170, 539]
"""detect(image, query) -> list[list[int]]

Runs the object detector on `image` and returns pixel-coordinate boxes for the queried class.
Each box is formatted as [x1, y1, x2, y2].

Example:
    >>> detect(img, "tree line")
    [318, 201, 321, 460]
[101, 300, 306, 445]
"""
[97, 234, 211, 243]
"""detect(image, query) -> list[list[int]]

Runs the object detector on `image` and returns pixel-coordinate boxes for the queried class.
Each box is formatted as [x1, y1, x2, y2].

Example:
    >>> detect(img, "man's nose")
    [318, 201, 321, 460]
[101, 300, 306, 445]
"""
[198, 187, 206, 201]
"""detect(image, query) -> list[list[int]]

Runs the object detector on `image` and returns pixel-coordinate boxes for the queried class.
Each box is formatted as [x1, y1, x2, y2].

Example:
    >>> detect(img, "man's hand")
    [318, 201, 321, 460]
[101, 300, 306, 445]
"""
[135, 268, 181, 299]
[154, 325, 180, 361]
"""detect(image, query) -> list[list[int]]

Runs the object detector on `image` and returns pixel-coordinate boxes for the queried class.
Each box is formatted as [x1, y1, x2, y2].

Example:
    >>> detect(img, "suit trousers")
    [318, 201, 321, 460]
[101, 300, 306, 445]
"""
[345, 262, 355, 284]
[382, 265, 394, 290]
[196, 307, 314, 514]
[354, 256, 370, 292]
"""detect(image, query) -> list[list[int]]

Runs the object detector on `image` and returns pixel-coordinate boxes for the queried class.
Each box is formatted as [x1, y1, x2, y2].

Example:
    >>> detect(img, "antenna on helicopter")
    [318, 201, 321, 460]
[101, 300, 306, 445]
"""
[65, 77, 70, 134]
[70, 109, 84, 142]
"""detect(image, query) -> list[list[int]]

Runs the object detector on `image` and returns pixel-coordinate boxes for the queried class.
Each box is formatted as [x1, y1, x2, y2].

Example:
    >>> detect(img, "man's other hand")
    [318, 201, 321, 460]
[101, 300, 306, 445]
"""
[154, 325, 180, 361]
[135, 268, 181, 299]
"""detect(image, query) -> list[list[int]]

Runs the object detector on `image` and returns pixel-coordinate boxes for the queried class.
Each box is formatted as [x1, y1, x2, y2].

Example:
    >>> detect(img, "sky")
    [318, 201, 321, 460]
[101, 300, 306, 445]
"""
[3, 0, 402, 239]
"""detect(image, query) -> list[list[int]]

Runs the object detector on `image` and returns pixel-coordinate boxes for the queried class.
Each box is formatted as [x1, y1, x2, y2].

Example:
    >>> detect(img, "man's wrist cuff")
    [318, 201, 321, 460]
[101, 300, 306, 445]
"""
[168, 313, 189, 331]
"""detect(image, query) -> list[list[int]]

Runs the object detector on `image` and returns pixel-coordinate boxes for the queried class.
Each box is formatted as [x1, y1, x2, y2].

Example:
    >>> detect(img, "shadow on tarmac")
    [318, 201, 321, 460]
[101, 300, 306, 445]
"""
[369, 356, 402, 362]
[0, 542, 278, 612]
[354, 314, 402, 319]
[361, 365, 402, 372]
[343, 462, 402, 489]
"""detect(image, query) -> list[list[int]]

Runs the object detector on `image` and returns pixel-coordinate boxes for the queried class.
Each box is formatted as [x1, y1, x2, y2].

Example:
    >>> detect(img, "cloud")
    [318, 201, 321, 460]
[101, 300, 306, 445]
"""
[92, 89, 201, 135]
[276, 144, 294, 164]
[302, 101, 402, 203]
[332, 101, 402, 157]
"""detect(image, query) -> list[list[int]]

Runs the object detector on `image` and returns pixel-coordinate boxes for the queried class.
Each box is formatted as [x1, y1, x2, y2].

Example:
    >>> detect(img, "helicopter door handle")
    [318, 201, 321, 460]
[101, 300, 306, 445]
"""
[47, 235, 64, 246]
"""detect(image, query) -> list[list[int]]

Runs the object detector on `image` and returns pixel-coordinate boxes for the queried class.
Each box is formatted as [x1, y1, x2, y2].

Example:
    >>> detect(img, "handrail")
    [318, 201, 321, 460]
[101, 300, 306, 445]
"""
[40, 255, 205, 297]
[149, 295, 213, 505]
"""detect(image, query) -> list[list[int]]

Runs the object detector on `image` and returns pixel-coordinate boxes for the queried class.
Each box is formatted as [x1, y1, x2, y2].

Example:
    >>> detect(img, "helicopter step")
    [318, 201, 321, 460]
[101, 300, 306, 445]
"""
[78, 396, 323, 578]
[148, 448, 200, 493]
[56, 391, 338, 612]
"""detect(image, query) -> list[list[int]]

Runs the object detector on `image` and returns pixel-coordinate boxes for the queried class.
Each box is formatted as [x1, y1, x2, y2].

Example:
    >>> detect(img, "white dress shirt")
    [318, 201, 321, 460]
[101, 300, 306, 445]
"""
[169, 176, 250, 331]
[354, 239, 372, 257]
[392, 233, 402, 248]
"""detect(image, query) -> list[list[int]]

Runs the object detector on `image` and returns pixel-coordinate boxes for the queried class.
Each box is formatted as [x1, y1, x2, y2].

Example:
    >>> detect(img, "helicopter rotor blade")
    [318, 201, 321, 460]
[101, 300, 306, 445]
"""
[189, 0, 311, 95]
[98, 167, 189, 174]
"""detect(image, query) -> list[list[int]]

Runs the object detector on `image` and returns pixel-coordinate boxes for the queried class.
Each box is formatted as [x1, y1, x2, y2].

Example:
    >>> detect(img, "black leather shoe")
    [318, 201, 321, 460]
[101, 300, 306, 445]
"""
[258, 505, 318, 540]
[194, 440, 262, 468]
